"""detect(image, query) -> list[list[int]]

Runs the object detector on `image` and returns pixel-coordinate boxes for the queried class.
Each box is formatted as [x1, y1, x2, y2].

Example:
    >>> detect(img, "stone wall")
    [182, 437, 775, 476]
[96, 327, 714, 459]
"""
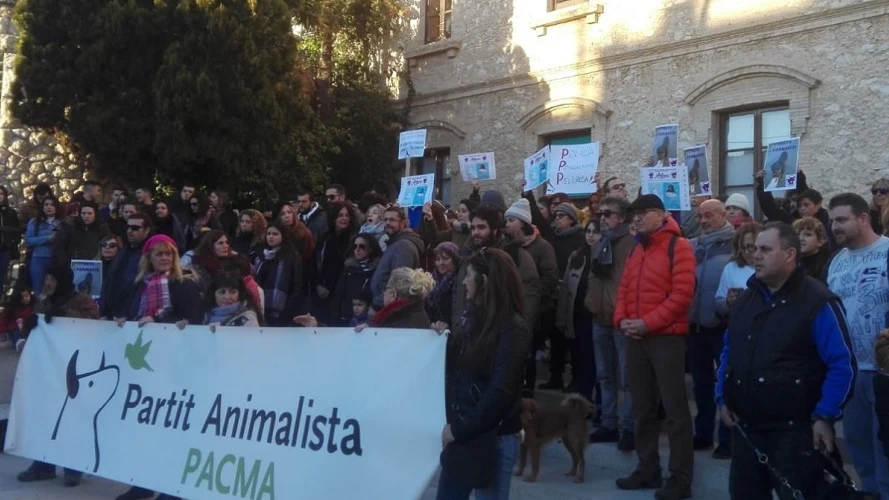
[0, 1, 86, 209]
[399, 0, 889, 208]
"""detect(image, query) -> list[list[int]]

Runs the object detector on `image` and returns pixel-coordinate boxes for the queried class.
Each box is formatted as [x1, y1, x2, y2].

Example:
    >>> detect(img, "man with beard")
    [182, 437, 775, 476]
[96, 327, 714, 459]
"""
[368, 206, 424, 313]
[450, 202, 540, 332]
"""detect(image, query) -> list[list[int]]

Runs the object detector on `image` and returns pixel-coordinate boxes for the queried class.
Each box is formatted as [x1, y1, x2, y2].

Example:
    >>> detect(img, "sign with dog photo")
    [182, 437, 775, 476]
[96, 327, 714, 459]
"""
[6, 317, 447, 500]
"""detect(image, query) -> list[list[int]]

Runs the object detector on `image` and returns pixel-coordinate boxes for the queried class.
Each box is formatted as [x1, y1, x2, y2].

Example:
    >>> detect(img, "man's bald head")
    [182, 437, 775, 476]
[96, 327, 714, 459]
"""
[699, 199, 727, 234]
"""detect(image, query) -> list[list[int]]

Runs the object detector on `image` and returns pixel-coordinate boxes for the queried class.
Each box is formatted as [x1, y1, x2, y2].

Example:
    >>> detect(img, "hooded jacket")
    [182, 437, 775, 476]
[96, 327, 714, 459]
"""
[614, 217, 695, 335]
[369, 229, 425, 310]
[689, 222, 734, 327]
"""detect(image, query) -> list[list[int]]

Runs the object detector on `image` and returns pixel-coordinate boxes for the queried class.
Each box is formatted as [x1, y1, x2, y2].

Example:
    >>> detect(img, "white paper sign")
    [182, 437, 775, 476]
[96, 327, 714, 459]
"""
[71, 260, 103, 299]
[397, 173, 435, 207]
[640, 166, 691, 211]
[398, 129, 427, 159]
[549, 143, 600, 195]
[763, 137, 800, 192]
[457, 152, 497, 181]
[683, 146, 711, 196]
[653, 124, 679, 167]
[6, 318, 446, 500]
[523, 146, 550, 190]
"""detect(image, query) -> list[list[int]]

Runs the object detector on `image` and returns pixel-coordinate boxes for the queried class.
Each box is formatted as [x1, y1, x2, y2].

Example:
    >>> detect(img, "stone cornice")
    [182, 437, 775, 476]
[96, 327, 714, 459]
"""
[403, 0, 889, 108]
[404, 39, 461, 68]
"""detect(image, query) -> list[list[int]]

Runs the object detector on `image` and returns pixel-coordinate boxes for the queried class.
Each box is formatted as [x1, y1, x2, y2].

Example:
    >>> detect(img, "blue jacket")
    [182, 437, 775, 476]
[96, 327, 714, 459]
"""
[24, 218, 62, 259]
[716, 273, 856, 421]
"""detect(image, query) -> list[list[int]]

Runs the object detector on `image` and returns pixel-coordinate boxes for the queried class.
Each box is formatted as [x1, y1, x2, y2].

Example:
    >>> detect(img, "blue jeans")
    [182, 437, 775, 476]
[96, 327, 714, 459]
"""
[593, 325, 632, 431]
[29, 255, 51, 295]
[436, 433, 520, 500]
[845, 370, 889, 497]
[689, 325, 731, 447]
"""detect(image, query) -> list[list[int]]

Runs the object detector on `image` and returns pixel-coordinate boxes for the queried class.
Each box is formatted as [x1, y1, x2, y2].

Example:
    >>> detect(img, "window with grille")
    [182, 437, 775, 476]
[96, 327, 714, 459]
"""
[425, 0, 452, 44]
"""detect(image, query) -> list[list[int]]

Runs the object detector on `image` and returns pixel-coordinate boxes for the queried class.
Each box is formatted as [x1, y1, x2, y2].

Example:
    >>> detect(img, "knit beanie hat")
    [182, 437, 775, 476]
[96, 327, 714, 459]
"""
[434, 241, 461, 262]
[725, 193, 751, 215]
[630, 194, 666, 212]
[142, 234, 178, 255]
[553, 202, 579, 224]
[480, 190, 507, 212]
[505, 198, 533, 225]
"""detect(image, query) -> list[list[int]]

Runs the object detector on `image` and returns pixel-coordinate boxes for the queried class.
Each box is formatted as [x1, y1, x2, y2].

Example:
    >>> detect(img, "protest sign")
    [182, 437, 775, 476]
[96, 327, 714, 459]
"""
[683, 146, 711, 196]
[549, 143, 600, 195]
[6, 317, 446, 500]
[397, 173, 435, 207]
[641, 166, 691, 211]
[523, 146, 551, 190]
[763, 137, 800, 192]
[71, 260, 102, 299]
[457, 152, 497, 181]
[653, 124, 679, 166]
[398, 129, 427, 160]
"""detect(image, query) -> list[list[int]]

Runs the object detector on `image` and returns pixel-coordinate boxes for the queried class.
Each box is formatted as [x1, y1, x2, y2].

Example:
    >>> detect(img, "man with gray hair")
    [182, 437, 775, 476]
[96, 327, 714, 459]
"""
[688, 199, 734, 459]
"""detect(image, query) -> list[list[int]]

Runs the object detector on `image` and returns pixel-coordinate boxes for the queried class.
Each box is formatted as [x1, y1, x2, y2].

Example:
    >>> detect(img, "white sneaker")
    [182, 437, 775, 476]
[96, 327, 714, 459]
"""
[15, 338, 25, 353]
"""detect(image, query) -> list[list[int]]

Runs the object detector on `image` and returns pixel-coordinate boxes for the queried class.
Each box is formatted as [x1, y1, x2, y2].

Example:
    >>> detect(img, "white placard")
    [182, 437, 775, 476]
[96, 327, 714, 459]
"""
[71, 259, 103, 299]
[653, 124, 679, 167]
[398, 129, 427, 159]
[640, 166, 691, 211]
[397, 174, 436, 207]
[763, 137, 800, 192]
[457, 152, 497, 181]
[548, 143, 600, 195]
[523, 146, 550, 190]
[6, 318, 446, 500]
[683, 146, 711, 196]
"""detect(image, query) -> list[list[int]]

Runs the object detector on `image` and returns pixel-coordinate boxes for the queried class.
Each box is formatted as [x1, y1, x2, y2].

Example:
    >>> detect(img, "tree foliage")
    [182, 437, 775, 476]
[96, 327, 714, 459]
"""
[12, 0, 406, 205]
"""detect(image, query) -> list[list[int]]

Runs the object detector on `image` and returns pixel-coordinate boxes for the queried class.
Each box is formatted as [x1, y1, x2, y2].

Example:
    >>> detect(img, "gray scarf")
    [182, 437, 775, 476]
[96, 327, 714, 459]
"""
[694, 221, 734, 264]
[553, 224, 583, 237]
[594, 223, 631, 266]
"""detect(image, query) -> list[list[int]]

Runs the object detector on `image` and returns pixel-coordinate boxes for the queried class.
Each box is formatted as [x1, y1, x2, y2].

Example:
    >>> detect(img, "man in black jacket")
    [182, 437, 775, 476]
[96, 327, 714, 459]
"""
[99, 213, 152, 320]
[0, 186, 20, 293]
[716, 222, 856, 499]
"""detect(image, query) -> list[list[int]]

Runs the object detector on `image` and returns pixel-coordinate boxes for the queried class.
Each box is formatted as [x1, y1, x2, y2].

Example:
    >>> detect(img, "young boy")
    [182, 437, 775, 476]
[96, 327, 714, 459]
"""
[349, 291, 372, 328]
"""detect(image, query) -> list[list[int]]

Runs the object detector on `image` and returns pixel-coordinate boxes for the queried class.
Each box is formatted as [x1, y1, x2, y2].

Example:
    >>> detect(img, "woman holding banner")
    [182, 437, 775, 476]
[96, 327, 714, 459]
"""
[433, 248, 531, 500]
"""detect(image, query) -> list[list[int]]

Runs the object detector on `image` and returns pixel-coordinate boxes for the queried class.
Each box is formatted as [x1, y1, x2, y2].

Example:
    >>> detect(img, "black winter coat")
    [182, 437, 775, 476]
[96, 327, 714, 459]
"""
[53, 219, 109, 266]
[329, 258, 377, 326]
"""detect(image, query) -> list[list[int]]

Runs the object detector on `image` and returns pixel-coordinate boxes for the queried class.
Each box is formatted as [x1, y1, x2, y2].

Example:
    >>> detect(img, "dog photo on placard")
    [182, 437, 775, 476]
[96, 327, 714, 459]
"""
[514, 394, 593, 483]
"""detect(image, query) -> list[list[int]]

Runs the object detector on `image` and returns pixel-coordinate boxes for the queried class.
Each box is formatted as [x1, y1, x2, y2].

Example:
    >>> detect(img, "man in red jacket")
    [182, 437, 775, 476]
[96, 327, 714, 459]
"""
[614, 194, 695, 500]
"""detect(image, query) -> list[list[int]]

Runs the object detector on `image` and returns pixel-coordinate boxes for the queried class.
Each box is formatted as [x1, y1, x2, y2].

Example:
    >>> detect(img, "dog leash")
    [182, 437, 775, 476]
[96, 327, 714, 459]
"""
[733, 422, 805, 500]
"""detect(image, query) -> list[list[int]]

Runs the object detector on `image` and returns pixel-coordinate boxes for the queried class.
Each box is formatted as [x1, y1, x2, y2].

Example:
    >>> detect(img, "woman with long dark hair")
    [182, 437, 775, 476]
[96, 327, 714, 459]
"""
[209, 190, 238, 237]
[154, 200, 187, 252]
[184, 195, 222, 250]
[328, 233, 383, 326]
[433, 248, 531, 499]
[24, 196, 62, 295]
[426, 241, 460, 324]
[274, 202, 315, 264]
[308, 202, 357, 324]
[203, 273, 261, 328]
[188, 230, 252, 298]
[232, 209, 266, 262]
[252, 222, 304, 326]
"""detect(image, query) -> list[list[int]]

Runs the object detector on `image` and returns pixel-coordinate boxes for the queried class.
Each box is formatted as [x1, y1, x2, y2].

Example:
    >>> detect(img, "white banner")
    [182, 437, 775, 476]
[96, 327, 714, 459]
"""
[682, 146, 711, 196]
[71, 260, 102, 299]
[457, 152, 496, 182]
[763, 137, 800, 192]
[549, 143, 600, 195]
[652, 124, 679, 167]
[397, 173, 436, 207]
[6, 318, 446, 500]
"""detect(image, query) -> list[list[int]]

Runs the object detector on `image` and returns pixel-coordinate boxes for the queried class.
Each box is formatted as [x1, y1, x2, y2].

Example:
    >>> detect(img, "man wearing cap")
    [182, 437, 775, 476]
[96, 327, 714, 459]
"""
[505, 198, 559, 395]
[99, 212, 152, 320]
[614, 194, 695, 500]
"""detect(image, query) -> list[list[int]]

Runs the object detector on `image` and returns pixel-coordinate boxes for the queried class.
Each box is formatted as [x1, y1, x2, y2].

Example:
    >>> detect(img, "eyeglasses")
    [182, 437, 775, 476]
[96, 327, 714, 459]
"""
[596, 210, 616, 218]
[100, 242, 118, 249]
[352, 243, 367, 250]
[326, 194, 337, 200]
[126, 224, 145, 231]
[872, 188, 889, 196]
[610, 183, 627, 191]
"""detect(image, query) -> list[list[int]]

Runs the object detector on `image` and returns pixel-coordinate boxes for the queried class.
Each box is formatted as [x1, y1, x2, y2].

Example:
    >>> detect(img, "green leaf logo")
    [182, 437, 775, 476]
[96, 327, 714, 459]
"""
[124, 331, 153, 372]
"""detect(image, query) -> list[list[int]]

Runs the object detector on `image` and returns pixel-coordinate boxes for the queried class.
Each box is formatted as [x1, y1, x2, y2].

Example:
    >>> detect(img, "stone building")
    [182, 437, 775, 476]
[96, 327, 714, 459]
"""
[399, 0, 889, 215]
[0, 0, 84, 209]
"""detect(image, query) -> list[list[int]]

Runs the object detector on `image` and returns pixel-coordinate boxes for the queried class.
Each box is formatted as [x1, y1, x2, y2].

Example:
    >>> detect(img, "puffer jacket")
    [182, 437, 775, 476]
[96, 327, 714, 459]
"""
[614, 217, 695, 335]
[585, 230, 634, 327]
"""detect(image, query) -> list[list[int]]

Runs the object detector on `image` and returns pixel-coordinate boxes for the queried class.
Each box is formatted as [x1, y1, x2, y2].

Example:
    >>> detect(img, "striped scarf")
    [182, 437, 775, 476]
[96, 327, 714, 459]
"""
[138, 272, 172, 319]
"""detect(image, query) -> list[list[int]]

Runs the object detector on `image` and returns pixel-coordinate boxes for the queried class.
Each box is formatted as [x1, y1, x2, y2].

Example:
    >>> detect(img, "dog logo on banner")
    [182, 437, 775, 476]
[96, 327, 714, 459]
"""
[51, 350, 120, 473]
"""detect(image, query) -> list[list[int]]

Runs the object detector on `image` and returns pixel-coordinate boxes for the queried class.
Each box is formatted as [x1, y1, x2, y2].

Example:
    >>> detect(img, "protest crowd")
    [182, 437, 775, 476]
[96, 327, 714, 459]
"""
[0, 159, 889, 500]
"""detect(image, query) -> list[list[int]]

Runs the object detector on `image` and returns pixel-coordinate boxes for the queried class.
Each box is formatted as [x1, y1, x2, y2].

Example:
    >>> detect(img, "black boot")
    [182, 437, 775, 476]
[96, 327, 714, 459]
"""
[17, 461, 56, 482]
[116, 486, 155, 500]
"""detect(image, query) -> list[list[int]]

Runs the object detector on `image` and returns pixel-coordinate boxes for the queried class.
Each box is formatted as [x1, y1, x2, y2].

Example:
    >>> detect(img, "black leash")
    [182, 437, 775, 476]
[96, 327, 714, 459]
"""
[733, 420, 806, 500]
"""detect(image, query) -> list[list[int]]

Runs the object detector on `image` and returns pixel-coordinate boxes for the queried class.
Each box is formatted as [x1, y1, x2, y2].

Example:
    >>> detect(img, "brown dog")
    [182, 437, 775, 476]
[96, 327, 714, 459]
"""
[514, 394, 593, 483]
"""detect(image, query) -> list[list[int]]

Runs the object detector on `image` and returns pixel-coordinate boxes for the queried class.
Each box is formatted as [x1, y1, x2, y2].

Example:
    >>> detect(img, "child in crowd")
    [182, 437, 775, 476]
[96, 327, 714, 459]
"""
[359, 204, 388, 251]
[204, 273, 261, 329]
[0, 287, 35, 352]
[349, 291, 372, 327]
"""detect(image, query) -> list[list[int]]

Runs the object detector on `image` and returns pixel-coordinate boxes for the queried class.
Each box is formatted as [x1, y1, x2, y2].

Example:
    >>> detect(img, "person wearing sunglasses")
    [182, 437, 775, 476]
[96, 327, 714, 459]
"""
[870, 178, 889, 236]
[98, 213, 152, 320]
[95, 235, 123, 287]
[327, 233, 383, 326]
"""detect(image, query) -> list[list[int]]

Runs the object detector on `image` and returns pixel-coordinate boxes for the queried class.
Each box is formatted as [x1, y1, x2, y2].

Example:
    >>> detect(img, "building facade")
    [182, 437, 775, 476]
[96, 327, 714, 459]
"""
[399, 0, 889, 214]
